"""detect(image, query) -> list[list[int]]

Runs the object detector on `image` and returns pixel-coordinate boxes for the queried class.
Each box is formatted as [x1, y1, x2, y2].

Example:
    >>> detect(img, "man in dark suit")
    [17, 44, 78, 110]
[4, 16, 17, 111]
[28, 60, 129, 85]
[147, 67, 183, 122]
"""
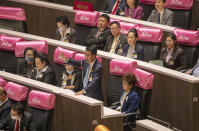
[0, 87, 12, 122]
[104, 21, 127, 55]
[147, 0, 174, 26]
[0, 102, 36, 131]
[86, 14, 111, 50]
[55, 15, 76, 43]
[107, 0, 126, 15]
[64, 46, 103, 101]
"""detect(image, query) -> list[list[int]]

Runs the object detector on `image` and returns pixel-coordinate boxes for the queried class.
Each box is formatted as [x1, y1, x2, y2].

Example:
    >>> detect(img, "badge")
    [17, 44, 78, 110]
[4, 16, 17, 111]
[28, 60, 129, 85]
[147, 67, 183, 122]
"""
[89, 77, 92, 81]
[120, 11, 124, 16]
[117, 49, 123, 54]
[38, 73, 43, 78]
[132, 53, 137, 59]
[168, 60, 174, 65]
[62, 81, 66, 86]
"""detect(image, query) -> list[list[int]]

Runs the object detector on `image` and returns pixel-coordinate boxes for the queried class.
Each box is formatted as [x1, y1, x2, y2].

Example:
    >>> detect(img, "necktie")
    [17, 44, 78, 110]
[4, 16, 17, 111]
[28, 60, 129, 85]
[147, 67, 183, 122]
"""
[96, 30, 101, 38]
[158, 13, 161, 24]
[83, 65, 90, 89]
[112, 0, 120, 15]
[15, 120, 20, 131]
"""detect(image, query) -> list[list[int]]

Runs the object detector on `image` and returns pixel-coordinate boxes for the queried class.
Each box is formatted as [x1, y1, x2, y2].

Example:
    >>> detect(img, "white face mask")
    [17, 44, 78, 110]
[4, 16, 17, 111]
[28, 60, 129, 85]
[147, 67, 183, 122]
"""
[59, 25, 67, 32]
[67, 70, 73, 74]
[11, 115, 20, 120]
[0, 101, 3, 106]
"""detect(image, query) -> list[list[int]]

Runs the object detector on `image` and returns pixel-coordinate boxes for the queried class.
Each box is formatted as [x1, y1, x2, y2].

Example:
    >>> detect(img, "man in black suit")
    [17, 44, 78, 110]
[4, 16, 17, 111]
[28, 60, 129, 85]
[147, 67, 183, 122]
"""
[64, 46, 103, 101]
[0, 87, 12, 122]
[104, 21, 127, 55]
[0, 102, 36, 131]
[86, 14, 111, 50]
[147, 0, 174, 26]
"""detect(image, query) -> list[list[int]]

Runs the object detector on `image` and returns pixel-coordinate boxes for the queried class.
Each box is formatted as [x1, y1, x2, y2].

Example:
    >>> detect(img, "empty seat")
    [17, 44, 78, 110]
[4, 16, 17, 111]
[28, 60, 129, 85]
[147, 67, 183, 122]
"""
[0, 77, 7, 87]
[174, 28, 199, 68]
[166, 0, 193, 29]
[139, 0, 155, 21]
[0, 35, 24, 73]
[107, 59, 137, 106]
[74, 10, 100, 45]
[53, 47, 76, 84]
[0, 6, 27, 32]
[137, 26, 162, 62]
[4, 82, 28, 105]
[28, 90, 56, 131]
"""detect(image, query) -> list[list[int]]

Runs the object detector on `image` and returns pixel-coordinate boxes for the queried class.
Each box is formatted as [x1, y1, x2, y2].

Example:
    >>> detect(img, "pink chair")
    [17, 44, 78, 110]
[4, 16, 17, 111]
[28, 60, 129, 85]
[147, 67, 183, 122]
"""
[108, 59, 137, 106]
[0, 77, 7, 87]
[28, 90, 56, 131]
[120, 22, 139, 35]
[4, 82, 28, 104]
[0, 6, 27, 32]
[174, 28, 199, 68]
[15, 40, 48, 58]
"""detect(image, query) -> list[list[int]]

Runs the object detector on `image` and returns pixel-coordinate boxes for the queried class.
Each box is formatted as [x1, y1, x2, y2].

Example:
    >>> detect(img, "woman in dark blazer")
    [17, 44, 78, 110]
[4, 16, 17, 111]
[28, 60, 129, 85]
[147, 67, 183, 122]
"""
[116, 73, 140, 114]
[123, 28, 144, 61]
[58, 63, 83, 92]
[17, 47, 37, 77]
[160, 33, 187, 71]
[124, 0, 143, 19]
[30, 53, 56, 85]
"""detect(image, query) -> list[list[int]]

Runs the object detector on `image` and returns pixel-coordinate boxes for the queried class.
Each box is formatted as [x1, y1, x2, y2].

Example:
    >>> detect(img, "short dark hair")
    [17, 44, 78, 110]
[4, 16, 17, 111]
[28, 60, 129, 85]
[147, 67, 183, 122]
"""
[56, 15, 70, 28]
[24, 47, 38, 58]
[11, 102, 25, 115]
[86, 46, 97, 55]
[166, 33, 176, 41]
[36, 53, 49, 65]
[100, 14, 110, 23]
[128, 28, 138, 38]
[110, 21, 120, 27]
[162, 0, 166, 3]
[125, 0, 139, 8]
[122, 73, 137, 86]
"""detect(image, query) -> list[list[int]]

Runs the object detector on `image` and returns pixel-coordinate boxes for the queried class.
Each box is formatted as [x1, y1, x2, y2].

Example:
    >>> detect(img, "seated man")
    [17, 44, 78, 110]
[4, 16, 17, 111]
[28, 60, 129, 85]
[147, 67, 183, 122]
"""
[107, 0, 126, 15]
[0, 87, 12, 122]
[86, 14, 111, 50]
[116, 73, 140, 114]
[63, 46, 103, 101]
[0, 102, 36, 131]
[104, 21, 127, 55]
[55, 15, 76, 43]
[186, 59, 199, 77]
[147, 0, 174, 26]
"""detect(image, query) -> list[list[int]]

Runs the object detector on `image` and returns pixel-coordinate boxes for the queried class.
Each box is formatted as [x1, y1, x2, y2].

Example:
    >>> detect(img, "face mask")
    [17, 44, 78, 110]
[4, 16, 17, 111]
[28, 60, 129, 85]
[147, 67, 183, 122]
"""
[11, 115, 20, 120]
[0, 101, 3, 106]
[59, 26, 67, 32]
[25, 56, 34, 63]
[67, 70, 73, 75]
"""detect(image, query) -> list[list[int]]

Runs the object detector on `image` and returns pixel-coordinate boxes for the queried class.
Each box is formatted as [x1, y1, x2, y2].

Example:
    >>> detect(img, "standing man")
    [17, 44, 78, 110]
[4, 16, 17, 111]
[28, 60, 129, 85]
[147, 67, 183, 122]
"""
[107, 0, 126, 15]
[86, 14, 111, 50]
[64, 46, 103, 101]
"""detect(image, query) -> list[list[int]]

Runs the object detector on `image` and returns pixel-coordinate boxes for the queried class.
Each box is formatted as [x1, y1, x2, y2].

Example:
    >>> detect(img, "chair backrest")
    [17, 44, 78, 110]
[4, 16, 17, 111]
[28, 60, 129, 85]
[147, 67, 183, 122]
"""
[132, 68, 154, 119]
[15, 40, 48, 57]
[53, 47, 76, 84]
[0, 77, 7, 87]
[4, 82, 28, 102]
[137, 26, 162, 61]
[139, 0, 155, 20]
[74, 11, 100, 45]
[0, 36, 24, 73]
[107, 59, 137, 106]
[73, 0, 94, 11]
[120, 22, 139, 35]
[0, 6, 27, 32]
[166, 0, 192, 29]
[74, 53, 102, 63]
[28, 90, 56, 131]
[174, 28, 199, 68]
[110, 18, 121, 23]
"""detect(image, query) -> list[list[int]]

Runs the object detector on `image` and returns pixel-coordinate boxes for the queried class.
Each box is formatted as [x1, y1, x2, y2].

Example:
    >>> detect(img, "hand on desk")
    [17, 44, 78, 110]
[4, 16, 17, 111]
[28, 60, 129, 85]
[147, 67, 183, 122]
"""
[75, 90, 84, 95]
[67, 86, 75, 89]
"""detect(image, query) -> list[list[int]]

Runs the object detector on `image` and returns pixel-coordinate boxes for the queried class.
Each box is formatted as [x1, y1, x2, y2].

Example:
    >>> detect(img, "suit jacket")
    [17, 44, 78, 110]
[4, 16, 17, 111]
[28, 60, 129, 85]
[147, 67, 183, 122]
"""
[120, 89, 140, 114]
[0, 112, 36, 131]
[17, 59, 35, 77]
[86, 27, 111, 50]
[147, 8, 174, 26]
[31, 66, 56, 85]
[104, 33, 127, 55]
[124, 6, 144, 20]
[0, 99, 12, 122]
[160, 46, 187, 71]
[58, 70, 83, 92]
[67, 59, 103, 101]
[55, 27, 76, 43]
[188, 58, 199, 75]
[123, 43, 144, 61]
[107, 0, 126, 15]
